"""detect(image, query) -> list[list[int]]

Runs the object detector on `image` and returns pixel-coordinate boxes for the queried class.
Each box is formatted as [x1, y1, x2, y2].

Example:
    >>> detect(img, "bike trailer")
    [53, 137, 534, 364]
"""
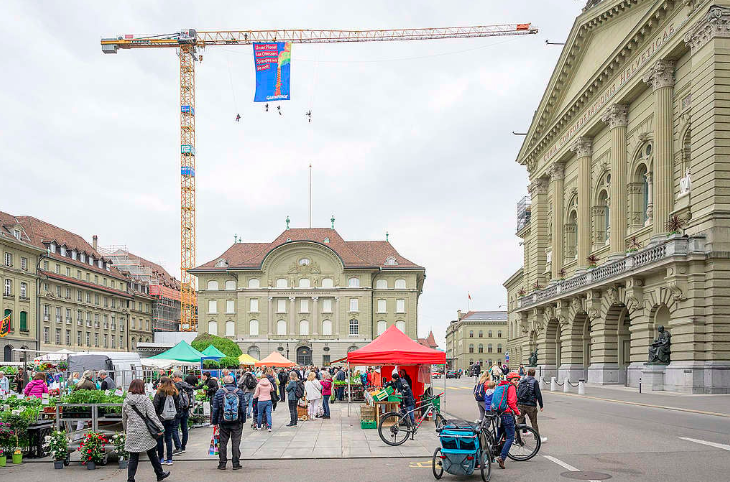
[437, 420, 481, 476]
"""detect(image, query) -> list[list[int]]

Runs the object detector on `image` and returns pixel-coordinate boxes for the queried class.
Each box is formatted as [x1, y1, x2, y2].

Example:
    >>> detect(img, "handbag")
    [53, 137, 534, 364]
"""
[208, 425, 219, 456]
[130, 403, 164, 440]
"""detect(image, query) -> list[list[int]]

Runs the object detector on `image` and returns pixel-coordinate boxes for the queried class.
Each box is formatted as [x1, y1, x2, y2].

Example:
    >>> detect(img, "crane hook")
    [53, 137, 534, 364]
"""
[305, 110, 312, 123]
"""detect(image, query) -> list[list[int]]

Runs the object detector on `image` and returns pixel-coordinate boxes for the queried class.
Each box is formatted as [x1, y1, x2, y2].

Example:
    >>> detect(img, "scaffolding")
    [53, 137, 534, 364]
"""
[516, 196, 532, 232]
[99, 246, 181, 332]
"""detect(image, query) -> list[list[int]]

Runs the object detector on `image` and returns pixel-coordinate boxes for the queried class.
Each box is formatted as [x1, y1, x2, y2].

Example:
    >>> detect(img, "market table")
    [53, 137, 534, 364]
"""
[373, 400, 401, 426]
[26, 420, 54, 458]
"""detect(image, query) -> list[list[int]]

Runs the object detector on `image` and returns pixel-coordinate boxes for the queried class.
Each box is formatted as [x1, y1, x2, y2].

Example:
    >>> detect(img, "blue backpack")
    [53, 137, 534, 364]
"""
[222, 387, 241, 422]
[490, 384, 510, 412]
[473, 382, 486, 402]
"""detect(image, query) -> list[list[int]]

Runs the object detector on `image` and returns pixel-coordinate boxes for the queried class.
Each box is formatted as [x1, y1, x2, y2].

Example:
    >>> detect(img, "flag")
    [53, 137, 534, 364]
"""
[0, 313, 10, 338]
[468, 293, 472, 301]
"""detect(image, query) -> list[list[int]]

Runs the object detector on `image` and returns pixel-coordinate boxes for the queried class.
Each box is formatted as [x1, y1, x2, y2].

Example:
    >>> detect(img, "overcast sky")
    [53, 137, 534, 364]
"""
[2, 1, 585, 348]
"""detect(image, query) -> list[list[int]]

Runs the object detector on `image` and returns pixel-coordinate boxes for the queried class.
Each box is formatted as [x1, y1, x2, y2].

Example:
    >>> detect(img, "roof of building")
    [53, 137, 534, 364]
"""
[193, 228, 423, 271]
[127, 252, 181, 290]
[417, 330, 439, 350]
[460, 311, 508, 322]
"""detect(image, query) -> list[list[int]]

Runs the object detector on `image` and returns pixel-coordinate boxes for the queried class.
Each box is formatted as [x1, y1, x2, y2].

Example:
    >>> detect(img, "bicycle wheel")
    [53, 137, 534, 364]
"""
[378, 412, 411, 446]
[432, 448, 444, 479]
[507, 425, 541, 461]
[434, 413, 446, 429]
[480, 448, 492, 481]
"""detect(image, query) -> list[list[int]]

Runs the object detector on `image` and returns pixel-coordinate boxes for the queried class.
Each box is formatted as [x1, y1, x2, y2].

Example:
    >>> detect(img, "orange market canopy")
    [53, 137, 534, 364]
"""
[255, 351, 296, 367]
[347, 325, 446, 365]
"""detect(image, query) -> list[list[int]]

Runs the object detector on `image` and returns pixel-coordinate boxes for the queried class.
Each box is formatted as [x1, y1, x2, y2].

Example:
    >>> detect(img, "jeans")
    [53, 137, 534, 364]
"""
[288, 399, 298, 425]
[257, 400, 272, 428]
[241, 392, 252, 417]
[218, 422, 243, 467]
[498, 413, 515, 460]
[403, 404, 415, 425]
[478, 402, 486, 421]
[157, 419, 175, 461]
[322, 395, 330, 417]
[172, 411, 189, 450]
[279, 384, 286, 403]
[127, 447, 164, 482]
[336, 386, 345, 401]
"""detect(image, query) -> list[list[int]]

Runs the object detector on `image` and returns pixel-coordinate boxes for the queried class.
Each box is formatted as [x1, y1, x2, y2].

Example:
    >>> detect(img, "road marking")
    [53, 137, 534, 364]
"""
[679, 437, 730, 451]
[544, 455, 600, 482]
[409, 461, 433, 468]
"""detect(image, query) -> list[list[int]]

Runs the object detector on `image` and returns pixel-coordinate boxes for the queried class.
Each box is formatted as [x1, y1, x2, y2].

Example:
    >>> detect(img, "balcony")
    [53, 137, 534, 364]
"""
[516, 235, 706, 311]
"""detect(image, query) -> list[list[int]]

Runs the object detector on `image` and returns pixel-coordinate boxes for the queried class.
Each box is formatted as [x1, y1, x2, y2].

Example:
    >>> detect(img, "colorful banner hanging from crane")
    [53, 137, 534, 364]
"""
[253, 42, 291, 102]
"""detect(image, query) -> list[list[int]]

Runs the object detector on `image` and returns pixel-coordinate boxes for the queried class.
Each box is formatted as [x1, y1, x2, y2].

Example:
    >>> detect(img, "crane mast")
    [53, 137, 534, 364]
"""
[101, 24, 537, 332]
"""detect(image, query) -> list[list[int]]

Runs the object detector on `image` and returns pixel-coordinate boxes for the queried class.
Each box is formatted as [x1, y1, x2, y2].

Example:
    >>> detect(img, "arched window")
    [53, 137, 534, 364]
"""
[321, 278, 334, 289]
[488, 344, 493, 353]
[348, 277, 360, 288]
[630, 143, 653, 230]
[298, 278, 311, 288]
[276, 278, 288, 288]
[497, 330, 502, 338]
[377, 320, 387, 336]
[488, 330, 493, 338]
[478, 343, 484, 353]
[469, 344, 474, 354]
[322, 319, 332, 336]
[277, 320, 287, 335]
[248, 346, 260, 359]
[207, 280, 219, 291]
[131, 337, 136, 350]
[565, 196, 578, 262]
[225, 321, 235, 337]
[469, 330, 474, 338]
[249, 319, 259, 336]
[395, 279, 406, 289]
[208, 321, 218, 336]
[594, 179, 610, 248]
[478, 330, 483, 338]
[299, 320, 310, 335]
[349, 319, 359, 335]
[248, 278, 260, 289]
[375, 279, 387, 289]
[497, 344, 503, 353]
[396, 320, 406, 333]
[225, 280, 236, 290]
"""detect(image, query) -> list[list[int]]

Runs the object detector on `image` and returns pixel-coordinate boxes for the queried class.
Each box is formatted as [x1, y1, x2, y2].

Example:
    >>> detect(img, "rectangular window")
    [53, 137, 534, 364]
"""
[104, 297, 108, 308]
[20, 282, 27, 299]
[55, 264, 60, 274]
[94, 333, 99, 347]
[43, 260, 49, 270]
[44, 327, 49, 344]
[226, 300, 235, 314]
[55, 328, 61, 345]
[396, 299, 406, 313]
[66, 267, 71, 277]
[77, 270, 81, 279]
[55, 307, 61, 322]
[65, 288, 70, 299]
[77, 290, 82, 302]
[43, 305, 49, 317]
[103, 334, 108, 348]
[249, 298, 258, 312]
[277, 299, 287, 313]
[95, 294, 99, 305]
[66, 330, 71, 345]
[3, 279, 10, 296]
[86, 332, 90, 346]
[349, 298, 358, 312]
[111, 335, 115, 347]
[300, 299, 309, 313]
[77, 310, 82, 324]
[208, 300, 217, 314]
[21, 257, 27, 271]
[86, 292, 91, 303]
[56, 286, 61, 297]
[4, 252, 12, 267]
[322, 299, 332, 313]
[66, 308, 71, 322]
[377, 299, 386, 313]
[349, 319, 359, 335]
[77, 331, 81, 346]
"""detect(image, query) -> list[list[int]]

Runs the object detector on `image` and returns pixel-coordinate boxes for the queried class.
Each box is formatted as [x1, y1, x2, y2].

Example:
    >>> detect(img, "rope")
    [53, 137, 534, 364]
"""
[554, 380, 564, 387]
[566, 380, 579, 387]
[541, 377, 551, 384]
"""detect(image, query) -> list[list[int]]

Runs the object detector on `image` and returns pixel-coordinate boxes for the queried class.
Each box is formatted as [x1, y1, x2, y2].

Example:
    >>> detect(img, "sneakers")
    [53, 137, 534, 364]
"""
[496, 457, 505, 469]
[232, 465, 242, 471]
[267, 427, 272, 432]
[217, 464, 227, 470]
[157, 471, 171, 481]
[286, 423, 297, 427]
[165, 460, 173, 465]
[180, 447, 186, 453]
[172, 448, 182, 455]
[541, 436, 548, 443]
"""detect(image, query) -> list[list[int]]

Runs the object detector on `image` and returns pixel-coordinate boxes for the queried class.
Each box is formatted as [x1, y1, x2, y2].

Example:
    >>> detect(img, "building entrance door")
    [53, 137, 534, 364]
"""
[297, 346, 312, 366]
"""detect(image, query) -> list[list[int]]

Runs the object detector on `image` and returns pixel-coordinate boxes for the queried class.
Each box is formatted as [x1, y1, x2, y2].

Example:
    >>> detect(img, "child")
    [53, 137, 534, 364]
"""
[483, 380, 496, 414]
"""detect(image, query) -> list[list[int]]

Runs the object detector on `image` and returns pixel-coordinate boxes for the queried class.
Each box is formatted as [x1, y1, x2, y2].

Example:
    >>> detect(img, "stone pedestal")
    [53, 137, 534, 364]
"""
[664, 361, 730, 394]
[641, 364, 666, 391]
[626, 362, 645, 388]
[536, 364, 557, 381]
[587, 363, 621, 384]
[558, 364, 584, 383]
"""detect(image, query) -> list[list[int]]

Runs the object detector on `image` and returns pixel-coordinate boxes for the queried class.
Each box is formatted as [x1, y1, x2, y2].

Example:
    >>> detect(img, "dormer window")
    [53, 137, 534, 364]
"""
[89, 256, 94, 266]
[324, 237, 330, 244]
[13, 229, 20, 240]
[98, 259, 103, 268]
[384, 256, 398, 266]
[49, 243, 56, 253]
[60, 246, 67, 256]
[299, 258, 311, 266]
[80, 253, 86, 263]
[71, 250, 77, 260]
[215, 258, 229, 268]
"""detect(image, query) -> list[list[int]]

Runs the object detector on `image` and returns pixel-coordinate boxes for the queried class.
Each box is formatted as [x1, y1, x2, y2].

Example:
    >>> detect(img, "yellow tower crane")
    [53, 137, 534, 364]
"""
[100, 24, 538, 332]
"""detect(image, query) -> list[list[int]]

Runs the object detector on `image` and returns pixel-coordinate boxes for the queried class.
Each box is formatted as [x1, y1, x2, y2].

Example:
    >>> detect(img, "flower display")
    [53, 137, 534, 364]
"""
[78, 432, 106, 465]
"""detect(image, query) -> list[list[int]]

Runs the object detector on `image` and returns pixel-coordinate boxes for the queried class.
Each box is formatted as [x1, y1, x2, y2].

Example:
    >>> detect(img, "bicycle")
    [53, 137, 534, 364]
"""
[378, 393, 446, 446]
[480, 411, 540, 462]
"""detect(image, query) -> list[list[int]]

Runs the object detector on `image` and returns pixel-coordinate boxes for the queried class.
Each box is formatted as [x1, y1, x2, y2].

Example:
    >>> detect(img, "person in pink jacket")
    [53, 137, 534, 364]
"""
[24, 373, 49, 398]
[253, 376, 274, 431]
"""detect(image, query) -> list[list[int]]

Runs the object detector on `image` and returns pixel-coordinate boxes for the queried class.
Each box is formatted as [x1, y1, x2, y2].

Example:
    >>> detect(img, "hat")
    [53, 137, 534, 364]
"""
[506, 372, 520, 380]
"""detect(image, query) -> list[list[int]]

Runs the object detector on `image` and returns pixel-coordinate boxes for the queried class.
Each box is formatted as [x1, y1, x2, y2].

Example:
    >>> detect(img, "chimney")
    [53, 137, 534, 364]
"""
[457, 309, 462, 321]
[92, 235, 98, 250]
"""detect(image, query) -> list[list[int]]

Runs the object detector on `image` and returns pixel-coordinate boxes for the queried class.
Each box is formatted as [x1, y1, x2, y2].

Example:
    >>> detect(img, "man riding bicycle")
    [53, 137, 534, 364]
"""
[388, 371, 415, 425]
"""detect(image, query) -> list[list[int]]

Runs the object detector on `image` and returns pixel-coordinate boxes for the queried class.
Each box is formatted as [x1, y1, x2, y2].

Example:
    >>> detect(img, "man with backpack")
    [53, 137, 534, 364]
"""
[172, 371, 194, 454]
[516, 367, 546, 443]
[490, 372, 521, 470]
[238, 369, 257, 418]
[211, 375, 246, 471]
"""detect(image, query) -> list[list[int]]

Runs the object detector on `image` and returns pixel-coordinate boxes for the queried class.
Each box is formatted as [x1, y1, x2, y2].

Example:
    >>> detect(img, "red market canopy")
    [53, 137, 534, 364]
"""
[255, 351, 296, 367]
[347, 325, 446, 366]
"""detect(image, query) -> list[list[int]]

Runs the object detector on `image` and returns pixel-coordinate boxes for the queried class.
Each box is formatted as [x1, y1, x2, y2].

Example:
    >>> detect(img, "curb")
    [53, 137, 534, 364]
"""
[548, 390, 730, 418]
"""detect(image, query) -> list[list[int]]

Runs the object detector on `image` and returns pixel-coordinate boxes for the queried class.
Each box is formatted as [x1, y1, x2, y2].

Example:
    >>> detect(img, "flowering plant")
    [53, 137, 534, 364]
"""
[111, 432, 128, 459]
[0, 422, 15, 451]
[78, 432, 106, 465]
[44, 430, 68, 461]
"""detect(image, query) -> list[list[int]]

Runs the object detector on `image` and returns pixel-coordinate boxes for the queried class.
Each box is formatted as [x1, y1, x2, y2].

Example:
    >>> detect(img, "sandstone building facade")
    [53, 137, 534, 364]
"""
[190, 227, 425, 366]
[506, 0, 730, 393]
[445, 311, 508, 371]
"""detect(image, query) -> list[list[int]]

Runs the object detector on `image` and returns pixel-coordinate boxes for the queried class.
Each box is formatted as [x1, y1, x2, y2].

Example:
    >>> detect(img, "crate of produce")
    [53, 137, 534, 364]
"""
[387, 394, 402, 402]
[372, 390, 388, 402]
[360, 419, 377, 429]
[384, 386, 394, 395]
[360, 405, 376, 419]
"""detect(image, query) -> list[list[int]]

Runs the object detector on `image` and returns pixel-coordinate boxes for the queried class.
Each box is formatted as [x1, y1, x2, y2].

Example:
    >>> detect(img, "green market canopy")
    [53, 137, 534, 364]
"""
[149, 341, 205, 363]
[201, 345, 226, 359]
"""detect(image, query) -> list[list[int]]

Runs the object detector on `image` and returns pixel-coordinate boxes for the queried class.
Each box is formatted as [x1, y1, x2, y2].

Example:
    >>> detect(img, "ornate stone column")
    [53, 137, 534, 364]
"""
[312, 296, 319, 336]
[602, 104, 629, 257]
[549, 163, 565, 280]
[334, 297, 341, 337]
[571, 137, 593, 268]
[528, 178, 549, 288]
[643, 60, 675, 237]
[288, 296, 296, 336]
[267, 296, 273, 336]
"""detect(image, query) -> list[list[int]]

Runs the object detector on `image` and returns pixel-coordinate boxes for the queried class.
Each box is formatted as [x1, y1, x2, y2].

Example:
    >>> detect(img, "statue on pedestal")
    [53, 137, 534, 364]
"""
[528, 349, 538, 367]
[648, 325, 671, 364]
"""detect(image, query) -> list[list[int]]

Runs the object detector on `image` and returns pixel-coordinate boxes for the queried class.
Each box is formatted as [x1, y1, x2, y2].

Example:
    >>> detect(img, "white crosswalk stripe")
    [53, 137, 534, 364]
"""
[679, 437, 730, 451]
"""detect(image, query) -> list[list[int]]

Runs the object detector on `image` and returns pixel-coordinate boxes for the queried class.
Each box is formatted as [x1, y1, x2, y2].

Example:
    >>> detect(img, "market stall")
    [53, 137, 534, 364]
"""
[147, 340, 205, 364]
[255, 352, 296, 367]
[238, 353, 259, 366]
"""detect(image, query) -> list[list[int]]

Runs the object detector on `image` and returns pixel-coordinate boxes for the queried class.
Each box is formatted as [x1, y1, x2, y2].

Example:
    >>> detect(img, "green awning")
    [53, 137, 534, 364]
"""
[201, 345, 226, 359]
[150, 341, 205, 363]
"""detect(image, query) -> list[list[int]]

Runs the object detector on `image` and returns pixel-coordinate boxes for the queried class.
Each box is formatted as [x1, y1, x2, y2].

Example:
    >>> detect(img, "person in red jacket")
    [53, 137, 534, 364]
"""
[495, 372, 521, 469]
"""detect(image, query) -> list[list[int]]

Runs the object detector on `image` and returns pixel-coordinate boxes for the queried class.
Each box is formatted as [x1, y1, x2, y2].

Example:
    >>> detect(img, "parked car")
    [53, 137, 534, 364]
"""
[432, 371, 442, 379]
[445, 370, 458, 379]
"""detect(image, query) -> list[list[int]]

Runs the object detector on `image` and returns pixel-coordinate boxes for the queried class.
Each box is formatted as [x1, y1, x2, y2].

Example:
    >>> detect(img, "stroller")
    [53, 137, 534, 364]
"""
[433, 419, 490, 481]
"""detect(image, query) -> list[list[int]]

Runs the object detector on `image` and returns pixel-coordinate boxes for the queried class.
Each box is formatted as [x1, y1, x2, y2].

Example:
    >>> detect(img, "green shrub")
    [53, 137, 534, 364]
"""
[192, 334, 242, 358]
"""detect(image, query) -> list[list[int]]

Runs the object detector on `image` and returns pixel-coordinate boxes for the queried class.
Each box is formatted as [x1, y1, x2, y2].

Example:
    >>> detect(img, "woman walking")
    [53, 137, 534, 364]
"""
[304, 372, 323, 420]
[153, 376, 180, 465]
[285, 371, 299, 427]
[23, 372, 49, 398]
[253, 372, 274, 431]
[123, 379, 169, 482]
[320, 372, 332, 419]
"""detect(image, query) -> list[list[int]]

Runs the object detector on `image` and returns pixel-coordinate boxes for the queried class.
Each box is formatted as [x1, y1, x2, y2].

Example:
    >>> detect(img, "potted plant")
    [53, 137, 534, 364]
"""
[112, 432, 129, 469]
[0, 421, 14, 460]
[666, 215, 686, 236]
[45, 430, 68, 469]
[0, 449, 5, 467]
[587, 254, 599, 269]
[627, 236, 642, 253]
[78, 432, 107, 470]
[532, 281, 541, 292]
[11, 449, 22, 465]
[558, 268, 566, 280]
[517, 287, 526, 297]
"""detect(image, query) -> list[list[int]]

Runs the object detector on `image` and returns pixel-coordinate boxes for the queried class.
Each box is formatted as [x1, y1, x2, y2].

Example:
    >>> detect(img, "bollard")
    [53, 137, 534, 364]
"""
[563, 376, 570, 392]
[639, 377, 642, 394]
[550, 376, 557, 392]
[539, 377, 546, 390]
[578, 380, 585, 395]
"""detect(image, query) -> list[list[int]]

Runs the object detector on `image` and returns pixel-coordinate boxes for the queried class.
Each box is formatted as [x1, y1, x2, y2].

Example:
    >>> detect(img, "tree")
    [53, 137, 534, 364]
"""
[192, 333, 242, 358]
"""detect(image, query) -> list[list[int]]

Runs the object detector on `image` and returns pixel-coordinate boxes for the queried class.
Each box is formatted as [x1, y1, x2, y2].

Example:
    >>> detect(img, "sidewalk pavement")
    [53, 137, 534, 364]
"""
[543, 382, 730, 416]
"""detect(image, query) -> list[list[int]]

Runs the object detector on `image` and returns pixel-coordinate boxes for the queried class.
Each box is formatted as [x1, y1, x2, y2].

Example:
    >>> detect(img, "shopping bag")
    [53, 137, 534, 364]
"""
[208, 425, 219, 456]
